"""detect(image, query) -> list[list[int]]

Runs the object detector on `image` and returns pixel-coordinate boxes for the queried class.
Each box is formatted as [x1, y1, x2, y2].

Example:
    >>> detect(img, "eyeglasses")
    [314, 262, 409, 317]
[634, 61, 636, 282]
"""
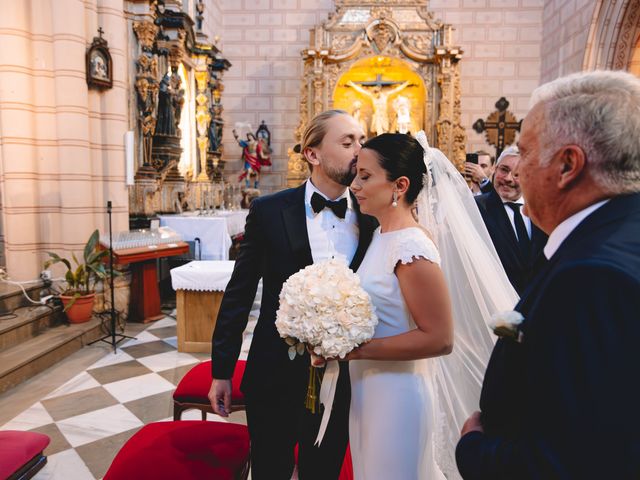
[496, 165, 518, 178]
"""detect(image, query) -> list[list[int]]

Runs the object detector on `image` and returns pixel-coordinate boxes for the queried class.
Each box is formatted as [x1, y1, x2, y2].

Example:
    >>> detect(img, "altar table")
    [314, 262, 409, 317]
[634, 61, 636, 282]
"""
[170, 261, 235, 353]
[159, 210, 249, 261]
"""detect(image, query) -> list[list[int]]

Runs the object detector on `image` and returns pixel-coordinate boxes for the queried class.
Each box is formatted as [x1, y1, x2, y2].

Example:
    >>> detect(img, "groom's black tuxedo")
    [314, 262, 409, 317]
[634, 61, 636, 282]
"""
[456, 193, 640, 479]
[475, 190, 547, 294]
[212, 182, 377, 479]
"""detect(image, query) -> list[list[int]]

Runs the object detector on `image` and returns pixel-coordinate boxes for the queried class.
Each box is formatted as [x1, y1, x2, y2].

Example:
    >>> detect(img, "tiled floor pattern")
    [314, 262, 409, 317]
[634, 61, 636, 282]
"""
[1, 312, 255, 480]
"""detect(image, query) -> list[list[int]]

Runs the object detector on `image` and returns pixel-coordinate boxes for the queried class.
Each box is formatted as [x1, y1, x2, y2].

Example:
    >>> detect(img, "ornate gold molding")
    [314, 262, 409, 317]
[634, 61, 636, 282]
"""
[133, 20, 158, 51]
[289, 2, 466, 185]
[194, 66, 211, 182]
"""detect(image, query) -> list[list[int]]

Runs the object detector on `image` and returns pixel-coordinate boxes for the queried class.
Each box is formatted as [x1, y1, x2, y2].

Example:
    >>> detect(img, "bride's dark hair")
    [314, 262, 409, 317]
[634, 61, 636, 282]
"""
[361, 133, 426, 204]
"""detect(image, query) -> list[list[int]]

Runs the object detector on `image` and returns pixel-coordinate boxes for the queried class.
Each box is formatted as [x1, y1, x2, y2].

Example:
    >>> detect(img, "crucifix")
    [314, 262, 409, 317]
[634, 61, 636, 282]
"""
[97, 27, 104, 39]
[351, 74, 404, 89]
[346, 75, 412, 135]
[473, 97, 522, 158]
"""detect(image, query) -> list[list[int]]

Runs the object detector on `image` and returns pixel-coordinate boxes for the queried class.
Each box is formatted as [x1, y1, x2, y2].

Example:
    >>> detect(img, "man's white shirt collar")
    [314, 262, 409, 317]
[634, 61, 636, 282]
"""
[543, 199, 610, 259]
[501, 196, 524, 206]
[304, 179, 353, 214]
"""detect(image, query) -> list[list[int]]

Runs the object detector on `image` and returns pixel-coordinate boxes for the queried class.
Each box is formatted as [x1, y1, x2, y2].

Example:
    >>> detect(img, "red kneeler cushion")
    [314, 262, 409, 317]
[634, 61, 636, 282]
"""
[0, 430, 50, 479]
[173, 360, 246, 405]
[104, 421, 249, 480]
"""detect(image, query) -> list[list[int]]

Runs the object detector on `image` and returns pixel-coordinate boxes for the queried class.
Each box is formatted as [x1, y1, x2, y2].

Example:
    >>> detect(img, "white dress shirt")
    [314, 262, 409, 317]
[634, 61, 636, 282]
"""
[304, 180, 359, 264]
[543, 199, 610, 259]
[502, 196, 532, 240]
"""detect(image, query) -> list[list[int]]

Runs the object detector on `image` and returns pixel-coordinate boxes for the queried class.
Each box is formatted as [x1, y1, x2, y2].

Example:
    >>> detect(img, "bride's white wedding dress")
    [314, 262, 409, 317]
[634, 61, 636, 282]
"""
[349, 226, 446, 480]
[346, 132, 519, 479]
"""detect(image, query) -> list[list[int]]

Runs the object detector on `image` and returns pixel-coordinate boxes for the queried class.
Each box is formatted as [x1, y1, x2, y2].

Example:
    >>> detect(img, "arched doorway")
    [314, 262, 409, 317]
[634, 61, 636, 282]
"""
[629, 35, 640, 76]
[583, 0, 640, 73]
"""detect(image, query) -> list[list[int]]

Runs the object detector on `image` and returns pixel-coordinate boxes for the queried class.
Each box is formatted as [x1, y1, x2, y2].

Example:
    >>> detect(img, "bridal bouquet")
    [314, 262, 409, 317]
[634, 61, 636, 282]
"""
[275, 258, 378, 360]
[275, 258, 377, 443]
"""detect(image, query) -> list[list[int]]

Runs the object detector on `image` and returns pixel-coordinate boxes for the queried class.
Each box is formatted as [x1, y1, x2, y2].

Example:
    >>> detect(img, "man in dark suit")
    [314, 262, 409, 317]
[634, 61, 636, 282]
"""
[208, 110, 376, 479]
[475, 146, 547, 295]
[466, 150, 495, 195]
[457, 70, 640, 479]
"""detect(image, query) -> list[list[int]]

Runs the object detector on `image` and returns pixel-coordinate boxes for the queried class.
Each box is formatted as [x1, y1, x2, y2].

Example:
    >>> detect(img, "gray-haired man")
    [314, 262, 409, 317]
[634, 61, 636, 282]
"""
[474, 146, 548, 294]
[458, 69, 640, 479]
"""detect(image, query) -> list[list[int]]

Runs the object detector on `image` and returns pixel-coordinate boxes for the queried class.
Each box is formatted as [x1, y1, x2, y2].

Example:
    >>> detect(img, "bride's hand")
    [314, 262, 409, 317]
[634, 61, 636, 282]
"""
[344, 344, 366, 361]
[306, 345, 327, 367]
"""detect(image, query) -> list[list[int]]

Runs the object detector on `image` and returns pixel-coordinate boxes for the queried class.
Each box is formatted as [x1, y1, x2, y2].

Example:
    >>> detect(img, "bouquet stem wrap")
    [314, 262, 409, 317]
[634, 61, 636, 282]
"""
[315, 360, 340, 445]
[305, 365, 323, 413]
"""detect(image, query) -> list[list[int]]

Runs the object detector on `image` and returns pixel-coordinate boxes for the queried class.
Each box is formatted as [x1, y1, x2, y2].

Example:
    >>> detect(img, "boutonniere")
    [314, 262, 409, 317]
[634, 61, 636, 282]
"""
[488, 310, 524, 343]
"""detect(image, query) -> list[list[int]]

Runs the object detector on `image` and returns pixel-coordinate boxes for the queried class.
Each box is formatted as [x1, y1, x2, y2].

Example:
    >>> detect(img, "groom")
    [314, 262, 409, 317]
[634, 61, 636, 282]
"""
[209, 110, 376, 479]
[456, 70, 640, 478]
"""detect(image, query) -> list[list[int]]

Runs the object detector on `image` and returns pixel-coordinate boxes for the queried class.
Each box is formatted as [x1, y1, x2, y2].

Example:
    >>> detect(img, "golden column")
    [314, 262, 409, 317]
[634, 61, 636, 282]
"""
[434, 25, 466, 171]
[195, 54, 212, 182]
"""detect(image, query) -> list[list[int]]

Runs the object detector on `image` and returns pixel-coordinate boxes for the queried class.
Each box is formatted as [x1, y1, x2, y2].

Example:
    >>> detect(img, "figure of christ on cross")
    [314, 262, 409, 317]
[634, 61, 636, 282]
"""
[346, 75, 411, 136]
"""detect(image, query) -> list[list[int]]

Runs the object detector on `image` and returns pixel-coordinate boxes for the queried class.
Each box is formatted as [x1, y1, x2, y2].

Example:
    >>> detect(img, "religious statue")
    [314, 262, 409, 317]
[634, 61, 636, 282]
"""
[208, 106, 224, 152]
[234, 129, 272, 188]
[195, 0, 205, 31]
[346, 80, 411, 136]
[155, 74, 176, 136]
[171, 72, 185, 134]
[392, 95, 413, 134]
[351, 100, 369, 135]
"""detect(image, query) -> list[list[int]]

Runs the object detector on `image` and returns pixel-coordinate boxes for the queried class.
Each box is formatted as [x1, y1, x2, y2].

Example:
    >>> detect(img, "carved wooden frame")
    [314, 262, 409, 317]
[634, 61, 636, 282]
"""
[86, 35, 113, 90]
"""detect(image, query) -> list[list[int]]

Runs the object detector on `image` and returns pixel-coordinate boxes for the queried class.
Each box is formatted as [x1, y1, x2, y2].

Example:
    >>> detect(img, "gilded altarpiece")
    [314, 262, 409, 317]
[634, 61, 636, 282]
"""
[288, 0, 465, 187]
[127, 1, 229, 221]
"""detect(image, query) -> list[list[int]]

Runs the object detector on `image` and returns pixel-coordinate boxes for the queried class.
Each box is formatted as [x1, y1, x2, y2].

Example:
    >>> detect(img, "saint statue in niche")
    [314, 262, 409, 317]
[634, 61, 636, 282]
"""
[392, 95, 413, 134]
[351, 100, 369, 135]
[155, 75, 176, 136]
[234, 128, 272, 188]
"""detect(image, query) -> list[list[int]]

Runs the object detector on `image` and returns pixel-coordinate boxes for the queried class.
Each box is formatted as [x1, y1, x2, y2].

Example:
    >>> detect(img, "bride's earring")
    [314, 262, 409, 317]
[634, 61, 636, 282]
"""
[392, 191, 398, 207]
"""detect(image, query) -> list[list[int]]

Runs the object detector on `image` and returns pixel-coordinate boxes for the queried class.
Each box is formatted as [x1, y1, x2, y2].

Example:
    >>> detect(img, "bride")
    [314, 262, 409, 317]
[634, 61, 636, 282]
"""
[346, 132, 518, 479]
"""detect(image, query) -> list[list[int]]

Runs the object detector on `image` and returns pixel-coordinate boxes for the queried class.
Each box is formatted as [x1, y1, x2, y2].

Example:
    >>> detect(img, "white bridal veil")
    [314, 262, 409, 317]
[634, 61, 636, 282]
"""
[414, 131, 519, 477]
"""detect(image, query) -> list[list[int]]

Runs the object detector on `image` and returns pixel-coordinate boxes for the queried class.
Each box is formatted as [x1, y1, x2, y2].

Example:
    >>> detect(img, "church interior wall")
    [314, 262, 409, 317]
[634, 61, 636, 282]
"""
[217, 0, 545, 193]
[0, 0, 130, 280]
[540, 0, 597, 82]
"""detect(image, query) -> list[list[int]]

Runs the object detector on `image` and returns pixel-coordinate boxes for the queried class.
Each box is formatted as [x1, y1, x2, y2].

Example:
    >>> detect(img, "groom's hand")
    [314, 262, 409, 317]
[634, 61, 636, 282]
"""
[209, 379, 232, 417]
[461, 410, 484, 437]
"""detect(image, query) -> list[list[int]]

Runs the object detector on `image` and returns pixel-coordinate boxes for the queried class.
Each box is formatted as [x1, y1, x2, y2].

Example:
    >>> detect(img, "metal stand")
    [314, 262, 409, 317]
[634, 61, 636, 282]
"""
[89, 201, 136, 353]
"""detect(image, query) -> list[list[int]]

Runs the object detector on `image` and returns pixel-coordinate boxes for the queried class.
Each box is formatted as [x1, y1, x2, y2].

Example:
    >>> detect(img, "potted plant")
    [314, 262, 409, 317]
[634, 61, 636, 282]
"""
[44, 229, 110, 323]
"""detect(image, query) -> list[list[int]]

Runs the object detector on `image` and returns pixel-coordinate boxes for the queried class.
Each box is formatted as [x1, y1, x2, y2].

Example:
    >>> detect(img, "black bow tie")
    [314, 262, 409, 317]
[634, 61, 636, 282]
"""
[310, 192, 348, 219]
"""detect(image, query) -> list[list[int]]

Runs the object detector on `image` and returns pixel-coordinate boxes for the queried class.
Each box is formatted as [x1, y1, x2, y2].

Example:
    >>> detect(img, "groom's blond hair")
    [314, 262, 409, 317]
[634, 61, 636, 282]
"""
[301, 110, 349, 170]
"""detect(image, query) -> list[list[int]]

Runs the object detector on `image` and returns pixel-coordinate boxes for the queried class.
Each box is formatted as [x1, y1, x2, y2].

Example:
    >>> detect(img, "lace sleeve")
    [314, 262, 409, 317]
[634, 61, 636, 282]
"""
[386, 228, 441, 274]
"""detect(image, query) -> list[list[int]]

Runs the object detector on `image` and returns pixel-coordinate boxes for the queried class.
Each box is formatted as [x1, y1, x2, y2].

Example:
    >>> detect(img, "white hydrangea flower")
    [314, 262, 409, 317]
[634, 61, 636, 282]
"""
[275, 258, 378, 359]
[488, 310, 525, 342]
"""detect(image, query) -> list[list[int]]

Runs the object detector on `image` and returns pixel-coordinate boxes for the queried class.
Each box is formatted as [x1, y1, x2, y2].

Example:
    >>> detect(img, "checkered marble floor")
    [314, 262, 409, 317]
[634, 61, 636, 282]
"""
[1, 311, 256, 480]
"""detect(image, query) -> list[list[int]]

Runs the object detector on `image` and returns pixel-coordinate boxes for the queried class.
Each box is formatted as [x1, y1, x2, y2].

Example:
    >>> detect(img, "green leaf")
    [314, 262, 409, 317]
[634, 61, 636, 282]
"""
[62, 292, 82, 311]
[84, 229, 99, 262]
[44, 253, 71, 271]
[64, 270, 75, 290]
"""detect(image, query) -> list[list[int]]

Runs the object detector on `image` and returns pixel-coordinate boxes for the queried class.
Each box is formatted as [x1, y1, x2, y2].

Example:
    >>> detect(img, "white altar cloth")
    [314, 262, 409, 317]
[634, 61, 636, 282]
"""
[170, 260, 235, 291]
[159, 210, 248, 260]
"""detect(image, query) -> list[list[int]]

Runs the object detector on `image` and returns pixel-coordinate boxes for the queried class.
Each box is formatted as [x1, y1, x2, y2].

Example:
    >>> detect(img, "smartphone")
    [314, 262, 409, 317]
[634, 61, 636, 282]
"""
[466, 153, 478, 164]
